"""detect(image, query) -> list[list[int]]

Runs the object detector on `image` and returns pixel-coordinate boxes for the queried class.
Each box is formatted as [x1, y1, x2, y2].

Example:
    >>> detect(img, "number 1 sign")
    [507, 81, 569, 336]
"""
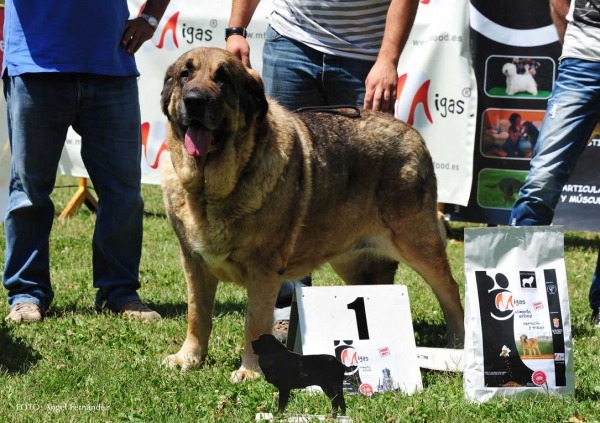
[287, 285, 422, 395]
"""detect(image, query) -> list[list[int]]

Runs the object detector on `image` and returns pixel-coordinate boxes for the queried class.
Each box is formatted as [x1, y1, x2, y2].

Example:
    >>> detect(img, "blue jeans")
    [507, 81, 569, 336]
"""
[262, 25, 373, 109]
[3, 73, 145, 313]
[262, 25, 375, 309]
[509, 58, 600, 311]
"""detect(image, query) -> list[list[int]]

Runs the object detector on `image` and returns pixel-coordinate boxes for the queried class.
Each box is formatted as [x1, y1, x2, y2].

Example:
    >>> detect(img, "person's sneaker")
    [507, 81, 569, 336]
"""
[592, 308, 600, 327]
[272, 319, 289, 343]
[120, 300, 161, 321]
[6, 303, 43, 323]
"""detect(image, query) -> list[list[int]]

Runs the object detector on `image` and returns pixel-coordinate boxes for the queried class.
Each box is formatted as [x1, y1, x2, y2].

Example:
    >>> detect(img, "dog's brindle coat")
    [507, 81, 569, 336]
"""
[160, 47, 464, 382]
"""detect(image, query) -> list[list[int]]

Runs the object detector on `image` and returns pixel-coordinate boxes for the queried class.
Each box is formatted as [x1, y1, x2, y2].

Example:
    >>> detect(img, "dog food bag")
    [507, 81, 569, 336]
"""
[463, 226, 574, 402]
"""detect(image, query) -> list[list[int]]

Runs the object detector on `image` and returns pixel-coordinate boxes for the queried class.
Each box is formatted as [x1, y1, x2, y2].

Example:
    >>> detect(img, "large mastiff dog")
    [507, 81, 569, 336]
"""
[160, 47, 464, 382]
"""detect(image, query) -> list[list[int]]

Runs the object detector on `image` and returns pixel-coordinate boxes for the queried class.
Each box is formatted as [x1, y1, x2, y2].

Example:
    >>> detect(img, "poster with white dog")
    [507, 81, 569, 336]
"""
[446, 0, 563, 226]
[463, 226, 574, 402]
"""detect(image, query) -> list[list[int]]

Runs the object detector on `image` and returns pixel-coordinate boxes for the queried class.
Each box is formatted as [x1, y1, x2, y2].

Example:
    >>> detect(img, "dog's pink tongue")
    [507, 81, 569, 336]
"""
[185, 122, 212, 157]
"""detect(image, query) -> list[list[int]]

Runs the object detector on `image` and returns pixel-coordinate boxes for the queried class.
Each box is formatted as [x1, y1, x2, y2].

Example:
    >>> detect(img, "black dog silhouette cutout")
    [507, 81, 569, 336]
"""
[251, 333, 346, 417]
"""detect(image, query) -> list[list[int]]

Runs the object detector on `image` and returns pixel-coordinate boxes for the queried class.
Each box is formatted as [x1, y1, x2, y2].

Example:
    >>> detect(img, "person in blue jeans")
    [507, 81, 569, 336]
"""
[227, 0, 419, 341]
[510, 0, 600, 327]
[2, 0, 170, 323]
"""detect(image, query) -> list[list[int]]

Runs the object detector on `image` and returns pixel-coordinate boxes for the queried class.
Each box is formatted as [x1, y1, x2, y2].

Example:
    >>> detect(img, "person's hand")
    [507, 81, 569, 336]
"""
[363, 60, 398, 112]
[226, 36, 252, 68]
[122, 18, 156, 54]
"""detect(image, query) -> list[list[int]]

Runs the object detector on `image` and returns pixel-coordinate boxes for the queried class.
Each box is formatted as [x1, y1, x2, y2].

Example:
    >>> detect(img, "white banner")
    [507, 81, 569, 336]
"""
[396, 0, 476, 205]
[1, 0, 475, 224]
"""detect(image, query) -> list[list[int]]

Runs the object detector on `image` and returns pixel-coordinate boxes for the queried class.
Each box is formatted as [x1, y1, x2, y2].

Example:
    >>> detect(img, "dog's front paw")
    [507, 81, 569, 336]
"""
[231, 367, 261, 383]
[162, 351, 204, 371]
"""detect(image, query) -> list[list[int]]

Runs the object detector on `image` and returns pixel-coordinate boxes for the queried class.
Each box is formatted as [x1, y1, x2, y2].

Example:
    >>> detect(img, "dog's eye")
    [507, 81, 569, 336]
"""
[179, 70, 190, 84]
[215, 66, 230, 84]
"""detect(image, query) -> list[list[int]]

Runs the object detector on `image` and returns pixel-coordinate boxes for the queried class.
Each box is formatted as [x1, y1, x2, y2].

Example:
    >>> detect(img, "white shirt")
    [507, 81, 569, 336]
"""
[267, 0, 391, 61]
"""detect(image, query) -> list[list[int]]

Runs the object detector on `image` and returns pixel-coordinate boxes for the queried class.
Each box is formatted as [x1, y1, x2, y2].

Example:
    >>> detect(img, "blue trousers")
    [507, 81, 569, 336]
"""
[3, 73, 145, 313]
[262, 25, 373, 109]
[509, 58, 600, 311]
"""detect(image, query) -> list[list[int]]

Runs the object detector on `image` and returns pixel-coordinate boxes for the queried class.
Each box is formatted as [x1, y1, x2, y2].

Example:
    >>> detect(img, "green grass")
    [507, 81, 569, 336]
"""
[487, 87, 552, 99]
[478, 169, 528, 209]
[0, 176, 599, 422]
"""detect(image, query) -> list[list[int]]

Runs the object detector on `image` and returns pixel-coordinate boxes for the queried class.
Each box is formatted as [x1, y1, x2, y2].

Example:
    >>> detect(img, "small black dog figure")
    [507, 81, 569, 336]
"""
[251, 334, 347, 418]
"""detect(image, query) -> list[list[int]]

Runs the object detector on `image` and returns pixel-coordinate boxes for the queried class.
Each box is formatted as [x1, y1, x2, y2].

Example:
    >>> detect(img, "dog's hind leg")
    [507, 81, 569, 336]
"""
[389, 215, 465, 347]
[163, 249, 219, 371]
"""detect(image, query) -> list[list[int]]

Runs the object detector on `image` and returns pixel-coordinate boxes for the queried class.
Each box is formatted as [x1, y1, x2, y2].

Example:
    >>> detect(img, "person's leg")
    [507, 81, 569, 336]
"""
[3, 73, 77, 314]
[323, 55, 372, 108]
[510, 58, 600, 227]
[73, 74, 152, 315]
[262, 25, 327, 110]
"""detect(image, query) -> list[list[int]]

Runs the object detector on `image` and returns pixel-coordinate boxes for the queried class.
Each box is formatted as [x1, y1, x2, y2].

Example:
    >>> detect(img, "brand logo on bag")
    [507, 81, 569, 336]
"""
[547, 284, 557, 294]
[533, 301, 544, 310]
[554, 353, 565, 361]
[334, 341, 359, 375]
[553, 317, 560, 328]
[494, 292, 514, 314]
[532, 371, 547, 386]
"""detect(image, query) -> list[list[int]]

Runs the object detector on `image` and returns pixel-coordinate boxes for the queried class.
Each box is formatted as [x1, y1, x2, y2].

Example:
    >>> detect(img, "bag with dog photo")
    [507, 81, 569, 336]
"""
[463, 226, 574, 402]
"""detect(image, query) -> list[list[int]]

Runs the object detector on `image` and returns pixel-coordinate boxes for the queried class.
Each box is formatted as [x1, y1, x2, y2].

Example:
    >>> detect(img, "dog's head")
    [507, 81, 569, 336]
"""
[520, 334, 528, 342]
[502, 62, 517, 76]
[161, 47, 268, 159]
[252, 334, 289, 356]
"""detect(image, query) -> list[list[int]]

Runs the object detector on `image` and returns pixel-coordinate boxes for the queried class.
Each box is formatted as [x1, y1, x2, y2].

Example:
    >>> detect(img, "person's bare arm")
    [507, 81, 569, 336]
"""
[122, 0, 171, 54]
[227, 0, 262, 67]
[550, 0, 570, 44]
[363, 0, 419, 112]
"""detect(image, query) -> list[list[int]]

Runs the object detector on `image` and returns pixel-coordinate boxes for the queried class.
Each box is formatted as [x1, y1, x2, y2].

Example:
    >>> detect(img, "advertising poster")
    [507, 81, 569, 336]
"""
[448, 0, 600, 232]
[446, 0, 562, 226]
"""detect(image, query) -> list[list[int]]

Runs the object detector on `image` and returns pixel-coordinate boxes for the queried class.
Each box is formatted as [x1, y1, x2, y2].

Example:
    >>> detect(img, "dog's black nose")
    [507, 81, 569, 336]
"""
[183, 90, 210, 115]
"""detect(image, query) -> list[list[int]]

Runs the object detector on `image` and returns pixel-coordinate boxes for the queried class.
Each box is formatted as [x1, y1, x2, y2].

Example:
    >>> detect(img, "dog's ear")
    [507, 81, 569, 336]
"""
[242, 67, 268, 123]
[161, 63, 176, 118]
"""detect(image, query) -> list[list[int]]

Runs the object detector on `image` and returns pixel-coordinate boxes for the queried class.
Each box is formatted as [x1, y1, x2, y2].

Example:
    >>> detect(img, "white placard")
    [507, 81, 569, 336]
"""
[289, 285, 422, 396]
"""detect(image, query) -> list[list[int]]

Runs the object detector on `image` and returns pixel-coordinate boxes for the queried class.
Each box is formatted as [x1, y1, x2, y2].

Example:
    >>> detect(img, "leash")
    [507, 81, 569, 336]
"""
[293, 105, 361, 118]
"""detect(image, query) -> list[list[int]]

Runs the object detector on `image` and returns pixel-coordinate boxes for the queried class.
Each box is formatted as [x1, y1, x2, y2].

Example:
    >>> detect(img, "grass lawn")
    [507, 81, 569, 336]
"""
[477, 169, 528, 209]
[486, 87, 552, 99]
[1, 175, 600, 422]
